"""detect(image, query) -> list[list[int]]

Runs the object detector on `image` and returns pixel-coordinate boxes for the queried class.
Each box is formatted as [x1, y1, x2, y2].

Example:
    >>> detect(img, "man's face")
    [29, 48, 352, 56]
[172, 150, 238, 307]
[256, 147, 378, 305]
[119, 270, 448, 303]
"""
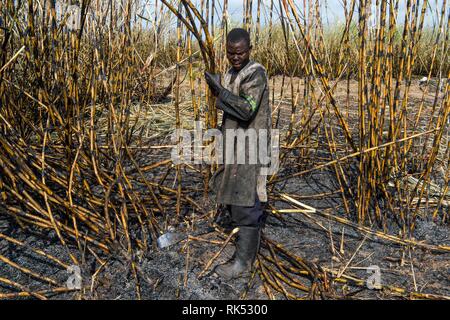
[226, 39, 252, 71]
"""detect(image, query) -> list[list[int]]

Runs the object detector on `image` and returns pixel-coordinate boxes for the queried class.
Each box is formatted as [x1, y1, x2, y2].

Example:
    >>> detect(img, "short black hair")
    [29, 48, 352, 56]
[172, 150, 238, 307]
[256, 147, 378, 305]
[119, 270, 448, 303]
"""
[227, 28, 251, 47]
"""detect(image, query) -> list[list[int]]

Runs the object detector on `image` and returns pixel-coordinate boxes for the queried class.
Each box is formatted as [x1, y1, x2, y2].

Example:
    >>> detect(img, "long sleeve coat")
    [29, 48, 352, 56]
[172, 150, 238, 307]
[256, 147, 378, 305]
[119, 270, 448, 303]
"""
[209, 60, 272, 207]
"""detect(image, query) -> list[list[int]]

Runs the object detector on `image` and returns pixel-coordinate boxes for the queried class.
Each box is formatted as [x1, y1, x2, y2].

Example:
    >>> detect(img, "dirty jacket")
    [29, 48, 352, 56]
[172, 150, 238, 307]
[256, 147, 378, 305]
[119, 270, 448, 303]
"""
[209, 60, 271, 207]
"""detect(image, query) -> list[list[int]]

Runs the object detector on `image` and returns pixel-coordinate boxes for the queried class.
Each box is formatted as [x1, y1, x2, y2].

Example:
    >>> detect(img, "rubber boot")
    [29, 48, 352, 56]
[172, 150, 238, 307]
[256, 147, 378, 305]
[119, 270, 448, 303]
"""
[214, 226, 261, 281]
[214, 206, 233, 232]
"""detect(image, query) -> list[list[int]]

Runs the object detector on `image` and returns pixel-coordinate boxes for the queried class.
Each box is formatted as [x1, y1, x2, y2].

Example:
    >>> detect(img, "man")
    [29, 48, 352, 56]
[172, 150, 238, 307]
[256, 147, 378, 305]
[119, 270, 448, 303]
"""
[204, 28, 271, 280]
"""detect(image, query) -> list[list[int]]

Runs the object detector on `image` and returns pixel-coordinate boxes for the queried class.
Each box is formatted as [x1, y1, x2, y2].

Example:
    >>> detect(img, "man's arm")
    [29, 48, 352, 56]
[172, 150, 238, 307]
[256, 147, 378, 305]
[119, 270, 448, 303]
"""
[205, 69, 267, 122]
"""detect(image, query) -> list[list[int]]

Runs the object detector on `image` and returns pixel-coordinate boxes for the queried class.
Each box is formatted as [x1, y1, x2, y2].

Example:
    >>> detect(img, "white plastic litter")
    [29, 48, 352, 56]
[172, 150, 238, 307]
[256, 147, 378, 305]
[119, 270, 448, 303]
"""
[157, 229, 182, 249]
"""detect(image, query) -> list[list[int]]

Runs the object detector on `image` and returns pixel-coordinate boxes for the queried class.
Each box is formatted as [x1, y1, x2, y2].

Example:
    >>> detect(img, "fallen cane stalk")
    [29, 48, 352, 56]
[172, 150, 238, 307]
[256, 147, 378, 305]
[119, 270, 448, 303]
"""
[322, 267, 450, 300]
[270, 128, 440, 184]
[0, 277, 47, 300]
[0, 254, 60, 286]
[0, 45, 25, 74]
[0, 232, 69, 269]
[0, 286, 79, 300]
[187, 235, 224, 245]
[197, 227, 239, 279]
[278, 194, 450, 252]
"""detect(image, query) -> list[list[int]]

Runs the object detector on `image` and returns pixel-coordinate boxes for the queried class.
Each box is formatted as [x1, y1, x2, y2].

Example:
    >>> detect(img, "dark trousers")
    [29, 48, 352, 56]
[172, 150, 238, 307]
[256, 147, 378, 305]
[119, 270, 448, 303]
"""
[227, 194, 267, 228]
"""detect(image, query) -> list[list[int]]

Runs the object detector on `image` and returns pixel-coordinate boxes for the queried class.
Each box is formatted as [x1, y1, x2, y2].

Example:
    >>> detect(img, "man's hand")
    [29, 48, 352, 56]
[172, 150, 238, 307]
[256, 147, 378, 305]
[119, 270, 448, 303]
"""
[204, 71, 223, 97]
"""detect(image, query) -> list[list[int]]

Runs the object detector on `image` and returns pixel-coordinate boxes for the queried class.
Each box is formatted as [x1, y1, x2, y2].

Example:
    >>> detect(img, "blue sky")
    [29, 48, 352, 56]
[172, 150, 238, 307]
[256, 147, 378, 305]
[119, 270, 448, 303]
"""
[138, 0, 447, 30]
[222, 0, 447, 27]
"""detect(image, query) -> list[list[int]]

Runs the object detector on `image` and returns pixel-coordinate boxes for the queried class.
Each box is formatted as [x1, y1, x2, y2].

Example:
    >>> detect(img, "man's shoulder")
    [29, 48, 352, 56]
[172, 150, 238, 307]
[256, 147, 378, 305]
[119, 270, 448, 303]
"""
[247, 61, 267, 75]
[242, 61, 268, 82]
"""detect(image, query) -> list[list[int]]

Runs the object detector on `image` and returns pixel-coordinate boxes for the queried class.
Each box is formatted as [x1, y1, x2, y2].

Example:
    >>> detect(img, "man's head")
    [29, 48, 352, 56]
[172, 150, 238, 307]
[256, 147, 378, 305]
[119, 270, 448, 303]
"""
[226, 28, 252, 71]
